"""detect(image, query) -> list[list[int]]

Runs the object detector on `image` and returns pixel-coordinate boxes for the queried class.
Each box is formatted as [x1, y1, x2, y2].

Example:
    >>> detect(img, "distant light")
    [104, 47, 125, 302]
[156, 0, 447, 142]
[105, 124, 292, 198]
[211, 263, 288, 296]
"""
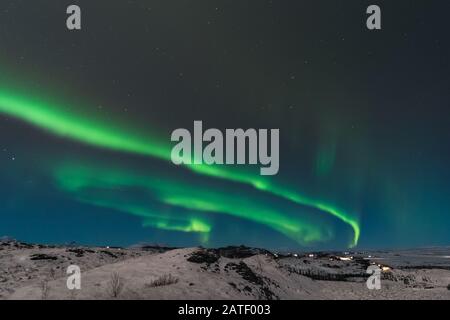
[339, 256, 353, 261]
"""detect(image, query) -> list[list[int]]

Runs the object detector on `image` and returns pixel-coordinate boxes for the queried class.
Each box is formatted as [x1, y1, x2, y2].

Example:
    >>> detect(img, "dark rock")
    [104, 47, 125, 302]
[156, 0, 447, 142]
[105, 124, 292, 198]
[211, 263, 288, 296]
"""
[66, 248, 86, 257]
[100, 250, 118, 258]
[243, 285, 252, 292]
[187, 250, 219, 264]
[215, 245, 274, 259]
[226, 262, 264, 286]
[19, 242, 34, 249]
[29, 254, 57, 261]
[225, 262, 277, 299]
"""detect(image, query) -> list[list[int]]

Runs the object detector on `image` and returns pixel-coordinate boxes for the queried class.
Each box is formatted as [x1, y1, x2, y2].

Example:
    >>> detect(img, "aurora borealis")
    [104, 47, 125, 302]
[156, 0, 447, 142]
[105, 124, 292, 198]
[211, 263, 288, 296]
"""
[0, 87, 355, 247]
[1, 1, 449, 250]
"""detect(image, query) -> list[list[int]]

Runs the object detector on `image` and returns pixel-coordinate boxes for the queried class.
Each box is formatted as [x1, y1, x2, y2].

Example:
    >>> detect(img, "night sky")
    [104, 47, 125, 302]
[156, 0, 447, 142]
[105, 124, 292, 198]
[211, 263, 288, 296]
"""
[0, 0, 449, 250]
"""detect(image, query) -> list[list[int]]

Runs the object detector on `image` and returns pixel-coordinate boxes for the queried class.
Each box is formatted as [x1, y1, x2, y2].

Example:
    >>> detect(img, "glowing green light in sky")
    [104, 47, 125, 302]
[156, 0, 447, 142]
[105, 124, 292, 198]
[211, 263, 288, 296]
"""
[0, 88, 360, 246]
[0, 90, 170, 160]
[54, 163, 333, 245]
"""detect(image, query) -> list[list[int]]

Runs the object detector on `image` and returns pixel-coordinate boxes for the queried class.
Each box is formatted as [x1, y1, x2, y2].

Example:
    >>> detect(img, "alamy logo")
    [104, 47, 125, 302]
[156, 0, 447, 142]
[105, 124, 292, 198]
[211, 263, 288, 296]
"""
[66, 5, 81, 30]
[171, 121, 279, 175]
[366, 5, 381, 30]
[366, 265, 381, 290]
[66, 265, 81, 290]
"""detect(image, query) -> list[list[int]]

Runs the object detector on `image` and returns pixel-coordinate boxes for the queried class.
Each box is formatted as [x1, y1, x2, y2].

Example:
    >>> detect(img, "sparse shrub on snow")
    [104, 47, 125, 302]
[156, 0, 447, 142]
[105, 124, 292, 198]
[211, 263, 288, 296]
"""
[107, 271, 124, 298]
[40, 279, 50, 300]
[146, 274, 179, 287]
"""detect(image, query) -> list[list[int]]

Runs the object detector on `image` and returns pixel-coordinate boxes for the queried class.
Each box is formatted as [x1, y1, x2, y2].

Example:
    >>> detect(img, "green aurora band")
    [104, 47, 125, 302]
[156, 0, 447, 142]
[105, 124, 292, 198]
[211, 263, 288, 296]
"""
[73, 197, 212, 244]
[0, 88, 360, 247]
[54, 162, 333, 245]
